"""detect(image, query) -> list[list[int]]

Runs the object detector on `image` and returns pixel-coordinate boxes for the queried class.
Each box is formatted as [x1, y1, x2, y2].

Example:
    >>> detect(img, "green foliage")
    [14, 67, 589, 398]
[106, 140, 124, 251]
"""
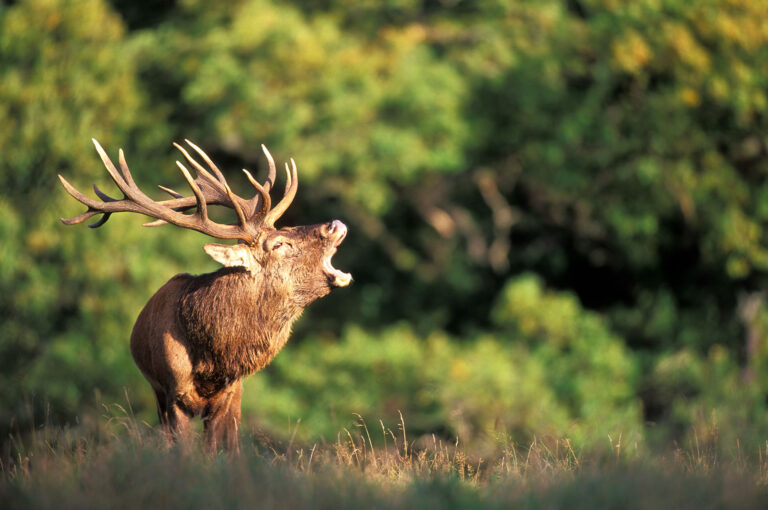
[130, 0, 468, 214]
[3, 0, 768, 456]
[0, 0, 148, 196]
[245, 276, 642, 452]
[647, 345, 768, 451]
[0, 0, 197, 426]
[491, 275, 642, 446]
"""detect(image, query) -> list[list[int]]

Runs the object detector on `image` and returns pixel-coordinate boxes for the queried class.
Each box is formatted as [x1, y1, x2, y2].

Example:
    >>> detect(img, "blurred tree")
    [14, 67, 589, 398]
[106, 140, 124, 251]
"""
[416, 0, 768, 353]
[2, 0, 768, 451]
[0, 0, 185, 432]
[243, 275, 642, 453]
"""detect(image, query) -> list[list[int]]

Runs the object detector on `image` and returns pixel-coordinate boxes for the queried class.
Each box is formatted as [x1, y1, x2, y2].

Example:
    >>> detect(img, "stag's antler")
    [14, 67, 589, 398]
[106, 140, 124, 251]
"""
[58, 139, 299, 242]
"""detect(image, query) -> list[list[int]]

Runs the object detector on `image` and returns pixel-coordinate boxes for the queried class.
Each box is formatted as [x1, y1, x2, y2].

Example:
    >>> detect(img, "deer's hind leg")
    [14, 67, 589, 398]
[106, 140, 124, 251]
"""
[154, 387, 169, 430]
[169, 402, 193, 439]
[148, 387, 193, 445]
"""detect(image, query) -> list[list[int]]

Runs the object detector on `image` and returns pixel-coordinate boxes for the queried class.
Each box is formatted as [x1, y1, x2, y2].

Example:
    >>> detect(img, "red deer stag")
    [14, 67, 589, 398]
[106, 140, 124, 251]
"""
[59, 139, 351, 452]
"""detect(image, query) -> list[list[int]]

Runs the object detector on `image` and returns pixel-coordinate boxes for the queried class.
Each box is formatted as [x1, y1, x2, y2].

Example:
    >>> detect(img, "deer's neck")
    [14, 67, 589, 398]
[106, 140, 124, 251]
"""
[179, 267, 304, 393]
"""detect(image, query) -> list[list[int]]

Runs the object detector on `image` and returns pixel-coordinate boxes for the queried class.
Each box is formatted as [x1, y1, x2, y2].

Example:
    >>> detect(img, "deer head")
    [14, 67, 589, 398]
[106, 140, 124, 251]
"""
[59, 139, 352, 293]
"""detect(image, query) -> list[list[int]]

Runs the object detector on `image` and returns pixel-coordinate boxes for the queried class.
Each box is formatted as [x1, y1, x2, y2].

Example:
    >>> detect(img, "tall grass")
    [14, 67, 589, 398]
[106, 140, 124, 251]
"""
[2, 404, 768, 509]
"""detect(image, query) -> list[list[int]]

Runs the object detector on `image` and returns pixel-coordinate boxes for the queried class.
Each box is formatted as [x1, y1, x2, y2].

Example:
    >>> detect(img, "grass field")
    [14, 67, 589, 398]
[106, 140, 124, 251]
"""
[2, 405, 768, 510]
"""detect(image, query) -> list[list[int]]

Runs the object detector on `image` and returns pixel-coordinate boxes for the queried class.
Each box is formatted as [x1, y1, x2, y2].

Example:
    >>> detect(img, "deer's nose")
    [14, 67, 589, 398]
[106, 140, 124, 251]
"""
[325, 220, 347, 243]
[328, 220, 344, 234]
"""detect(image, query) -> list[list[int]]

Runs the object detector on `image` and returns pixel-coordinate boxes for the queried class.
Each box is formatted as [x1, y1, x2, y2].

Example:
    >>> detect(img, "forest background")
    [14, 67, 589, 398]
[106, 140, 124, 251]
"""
[2, 0, 768, 458]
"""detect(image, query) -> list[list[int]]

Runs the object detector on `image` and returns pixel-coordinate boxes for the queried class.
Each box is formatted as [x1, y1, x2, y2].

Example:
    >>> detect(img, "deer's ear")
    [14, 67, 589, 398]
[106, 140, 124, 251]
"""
[203, 243, 255, 270]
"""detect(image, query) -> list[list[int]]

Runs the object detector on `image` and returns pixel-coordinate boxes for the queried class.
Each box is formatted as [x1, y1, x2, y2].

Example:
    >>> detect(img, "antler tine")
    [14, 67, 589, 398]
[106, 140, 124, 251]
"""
[59, 208, 102, 226]
[263, 157, 298, 227]
[118, 149, 137, 189]
[261, 144, 276, 191]
[184, 139, 227, 184]
[89, 186, 117, 227]
[92, 184, 119, 202]
[283, 162, 293, 197]
[223, 180, 249, 231]
[158, 185, 184, 199]
[242, 168, 271, 219]
[174, 142, 226, 193]
[93, 139, 132, 197]
[175, 161, 208, 222]
[244, 145, 277, 218]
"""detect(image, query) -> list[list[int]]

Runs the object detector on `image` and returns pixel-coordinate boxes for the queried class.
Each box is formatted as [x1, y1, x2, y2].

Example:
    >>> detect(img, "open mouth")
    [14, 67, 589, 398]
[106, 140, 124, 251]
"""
[324, 220, 352, 287]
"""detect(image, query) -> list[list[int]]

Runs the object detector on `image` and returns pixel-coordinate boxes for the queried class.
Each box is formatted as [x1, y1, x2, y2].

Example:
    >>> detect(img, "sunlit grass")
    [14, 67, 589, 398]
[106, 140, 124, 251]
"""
[2, 404, 768, 509]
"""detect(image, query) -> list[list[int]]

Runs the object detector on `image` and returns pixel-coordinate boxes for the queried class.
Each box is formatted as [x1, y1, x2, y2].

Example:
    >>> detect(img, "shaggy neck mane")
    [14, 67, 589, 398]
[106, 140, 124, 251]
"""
[178, 267, 304, 395]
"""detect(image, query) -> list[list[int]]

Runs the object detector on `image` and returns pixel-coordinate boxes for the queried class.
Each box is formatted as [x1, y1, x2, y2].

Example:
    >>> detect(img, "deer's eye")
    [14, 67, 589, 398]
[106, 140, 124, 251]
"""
[266, 237, 295, 253]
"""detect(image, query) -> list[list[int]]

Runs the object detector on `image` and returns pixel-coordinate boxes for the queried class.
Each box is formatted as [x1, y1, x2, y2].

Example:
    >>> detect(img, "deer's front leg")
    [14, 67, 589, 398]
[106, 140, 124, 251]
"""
[203, 381, 242, 454]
